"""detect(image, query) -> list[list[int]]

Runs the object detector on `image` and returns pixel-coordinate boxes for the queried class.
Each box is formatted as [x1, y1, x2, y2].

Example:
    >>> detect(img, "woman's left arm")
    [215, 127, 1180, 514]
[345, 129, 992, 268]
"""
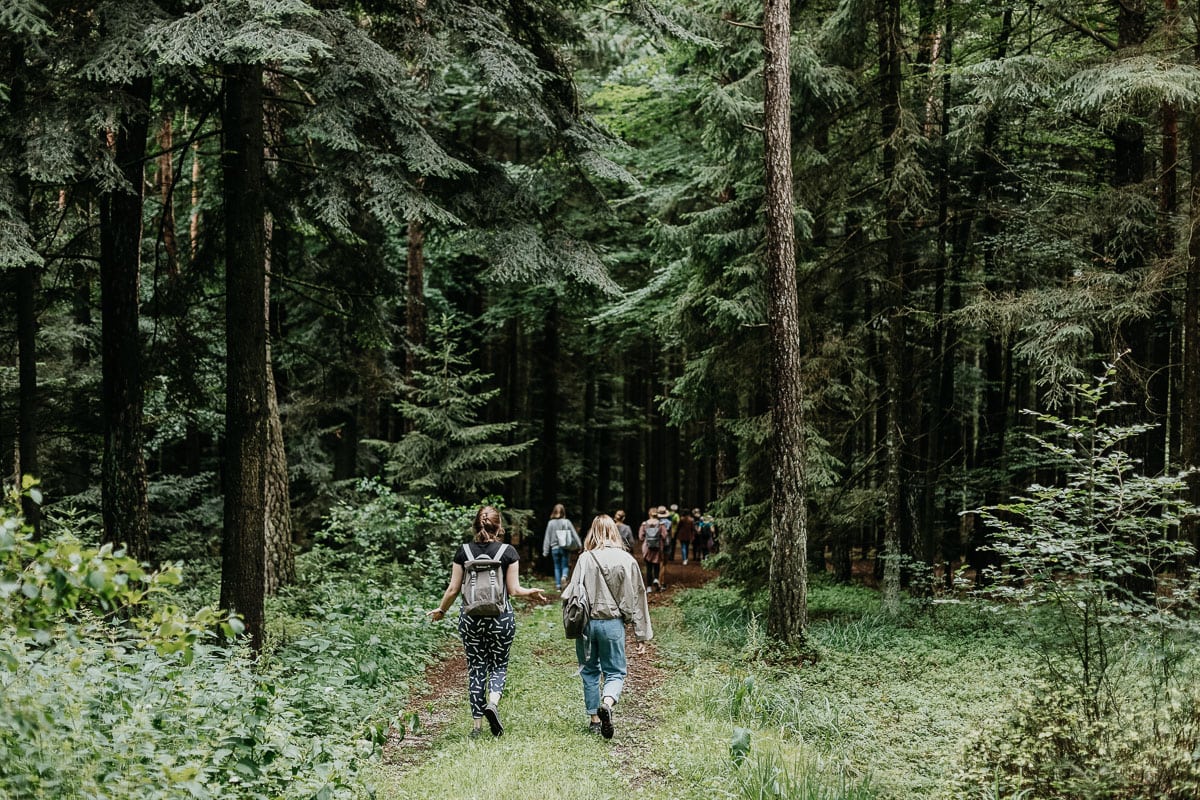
[505, 561, 548, 604]
[428, 563, 465, 621]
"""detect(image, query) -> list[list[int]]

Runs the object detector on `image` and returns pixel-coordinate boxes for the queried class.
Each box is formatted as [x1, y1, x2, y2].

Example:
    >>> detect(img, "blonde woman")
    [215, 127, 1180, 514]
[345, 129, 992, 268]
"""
[429, 506, 548, 738]
[562, 515, 652, 738]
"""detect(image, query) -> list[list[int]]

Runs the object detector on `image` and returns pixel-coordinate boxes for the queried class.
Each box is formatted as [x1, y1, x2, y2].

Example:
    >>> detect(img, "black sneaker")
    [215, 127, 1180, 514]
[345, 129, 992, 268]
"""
[469, 728, 482, 739]
[483, 703, 504, 737]
[588, 721, 603, 735]
[597, 703, 614, 739]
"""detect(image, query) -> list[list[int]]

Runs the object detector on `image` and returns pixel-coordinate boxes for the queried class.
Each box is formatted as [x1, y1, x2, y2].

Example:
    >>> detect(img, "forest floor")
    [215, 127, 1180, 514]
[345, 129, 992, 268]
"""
[369, 554, 1029, 800]
[371, 556, 722, 800]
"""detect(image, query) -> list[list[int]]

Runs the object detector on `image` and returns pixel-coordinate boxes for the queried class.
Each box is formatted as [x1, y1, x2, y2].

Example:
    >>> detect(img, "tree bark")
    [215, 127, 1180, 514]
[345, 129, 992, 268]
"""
[763, 0, 809, 645]
[220, 62, 268, 651]
[262, 213, 293, 594]
[157, 113, 179, 276]
[16, 259, 39, 536]
[580, 363, 597, 519]
[262, 70, 294, 595]
[540, 298, 560, 517]
[597, 372, 613, 514]
[1183, 16, 1200, 545]
[9, 45, 40, 535]
[99, 76, 152, 561]
[623, 365, 643, 518]
[878, 0, 905, 615]
[406, 217, 427, 389]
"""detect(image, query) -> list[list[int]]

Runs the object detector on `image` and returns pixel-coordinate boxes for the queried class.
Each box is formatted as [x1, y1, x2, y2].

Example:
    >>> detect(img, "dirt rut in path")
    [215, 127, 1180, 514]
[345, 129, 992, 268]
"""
[384, 556, 716, 768]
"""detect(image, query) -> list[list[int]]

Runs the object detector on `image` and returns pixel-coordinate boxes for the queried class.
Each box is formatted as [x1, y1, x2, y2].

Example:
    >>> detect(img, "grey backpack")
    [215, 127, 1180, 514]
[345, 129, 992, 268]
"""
[461, 544, 510, 617]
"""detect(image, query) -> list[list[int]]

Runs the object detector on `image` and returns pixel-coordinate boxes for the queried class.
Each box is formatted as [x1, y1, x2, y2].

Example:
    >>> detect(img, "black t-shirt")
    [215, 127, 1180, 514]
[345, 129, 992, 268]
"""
[453, 540, 519, 581]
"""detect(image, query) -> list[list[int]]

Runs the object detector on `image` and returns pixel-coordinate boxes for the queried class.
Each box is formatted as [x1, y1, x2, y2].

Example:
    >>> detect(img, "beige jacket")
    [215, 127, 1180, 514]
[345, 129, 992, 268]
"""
[565, 544, 653, 641]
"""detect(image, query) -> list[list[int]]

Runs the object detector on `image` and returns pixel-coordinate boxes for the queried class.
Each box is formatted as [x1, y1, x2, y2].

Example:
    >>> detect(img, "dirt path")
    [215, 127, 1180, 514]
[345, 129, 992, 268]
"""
[378, 555, 717, 795]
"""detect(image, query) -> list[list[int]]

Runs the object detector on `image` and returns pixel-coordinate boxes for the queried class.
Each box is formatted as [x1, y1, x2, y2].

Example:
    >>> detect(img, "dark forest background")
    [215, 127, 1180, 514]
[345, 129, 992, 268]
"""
[5, 0, 1200, 607]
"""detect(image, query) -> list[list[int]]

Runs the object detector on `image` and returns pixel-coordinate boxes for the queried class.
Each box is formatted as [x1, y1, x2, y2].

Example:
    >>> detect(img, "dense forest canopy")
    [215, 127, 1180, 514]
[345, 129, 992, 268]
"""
[4, 0, 1200, 625]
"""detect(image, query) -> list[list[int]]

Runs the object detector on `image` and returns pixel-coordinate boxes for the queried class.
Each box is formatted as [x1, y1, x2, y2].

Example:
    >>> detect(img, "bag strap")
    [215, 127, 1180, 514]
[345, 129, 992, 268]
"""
[585, 550, 618, 606]
[463, 544, 475, 561]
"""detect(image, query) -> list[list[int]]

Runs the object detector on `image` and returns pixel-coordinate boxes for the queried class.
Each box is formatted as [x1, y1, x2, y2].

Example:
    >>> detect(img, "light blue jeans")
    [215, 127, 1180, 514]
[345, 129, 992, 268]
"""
[576, 617, 628, 715]
[551, 547, 571, 588]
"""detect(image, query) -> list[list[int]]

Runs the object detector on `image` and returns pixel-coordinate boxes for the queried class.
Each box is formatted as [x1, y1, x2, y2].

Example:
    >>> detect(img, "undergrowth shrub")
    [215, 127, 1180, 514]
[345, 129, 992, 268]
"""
[954, 364, 1200, 799]
[950, 683, 1200, 800]
[315, 478, 477, 594]
[0, 632, 368, 799]
[266, 578, 442, 742]
[0, 488, 452, 799]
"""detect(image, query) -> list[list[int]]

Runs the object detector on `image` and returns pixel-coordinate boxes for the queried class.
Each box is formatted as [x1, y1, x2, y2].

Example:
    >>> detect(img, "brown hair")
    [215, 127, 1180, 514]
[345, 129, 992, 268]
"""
[473, 506, 504, 543]
[550, 503, 566, 519]
[584, 515, 623, 551]
[613, 509, 626, 523]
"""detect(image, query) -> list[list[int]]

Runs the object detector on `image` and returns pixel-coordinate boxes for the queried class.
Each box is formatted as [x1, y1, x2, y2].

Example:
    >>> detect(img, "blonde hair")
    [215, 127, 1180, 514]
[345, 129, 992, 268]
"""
[550, 503, 566, 519]
[473, 506, 504, 543]
[584, 515, 624, 551]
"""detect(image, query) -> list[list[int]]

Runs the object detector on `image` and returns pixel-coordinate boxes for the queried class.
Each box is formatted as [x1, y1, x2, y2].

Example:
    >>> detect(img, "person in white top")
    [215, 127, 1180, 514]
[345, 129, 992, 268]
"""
[562, 514, 653, 739]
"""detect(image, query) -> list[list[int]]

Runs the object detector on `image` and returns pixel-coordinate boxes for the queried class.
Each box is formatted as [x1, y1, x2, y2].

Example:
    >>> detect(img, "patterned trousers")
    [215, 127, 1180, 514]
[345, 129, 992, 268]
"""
[458, 609, 516, 717]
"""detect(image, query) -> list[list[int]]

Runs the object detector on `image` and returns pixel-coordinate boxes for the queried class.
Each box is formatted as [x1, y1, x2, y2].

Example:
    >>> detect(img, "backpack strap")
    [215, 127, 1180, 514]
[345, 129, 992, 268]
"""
[463, 544, 475, 561]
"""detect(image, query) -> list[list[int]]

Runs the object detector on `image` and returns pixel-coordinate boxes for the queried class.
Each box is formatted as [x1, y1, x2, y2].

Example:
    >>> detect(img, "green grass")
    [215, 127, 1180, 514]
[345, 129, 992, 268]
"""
[371, 578, 1035, 799]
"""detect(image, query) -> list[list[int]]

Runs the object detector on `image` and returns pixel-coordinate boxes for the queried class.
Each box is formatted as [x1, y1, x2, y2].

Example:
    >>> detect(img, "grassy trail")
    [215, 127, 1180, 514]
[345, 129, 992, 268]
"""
[372, 587, 688, 800]
[370, 571, 1032, 800]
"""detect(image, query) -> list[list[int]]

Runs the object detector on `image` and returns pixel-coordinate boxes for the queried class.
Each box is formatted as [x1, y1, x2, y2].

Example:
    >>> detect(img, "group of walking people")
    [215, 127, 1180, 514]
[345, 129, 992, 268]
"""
[543, 503, 717, 593]
[428, 505, 653, 741]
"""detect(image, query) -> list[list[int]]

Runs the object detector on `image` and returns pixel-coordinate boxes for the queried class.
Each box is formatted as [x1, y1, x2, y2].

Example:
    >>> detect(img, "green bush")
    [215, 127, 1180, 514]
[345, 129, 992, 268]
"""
[953, 364, 1200, 799]
[0, 491, 451, 799]
[0, 632, 369, 799]
[951, 683, 1200, 800]
[314, 478, 477, 594]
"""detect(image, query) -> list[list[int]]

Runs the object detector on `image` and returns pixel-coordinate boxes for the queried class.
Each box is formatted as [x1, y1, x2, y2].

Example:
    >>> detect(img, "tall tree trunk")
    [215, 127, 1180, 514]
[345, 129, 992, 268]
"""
[623, 366, 643, 517]
[963, 5, 1013, 584]
[926, 0, 956, 579]
[262, 71, 293, 594]
[99, 76, 152, 560]
[67, 259, 93, 496]
[189, 141, 202, 265]
[16, 259, 39, 535]
[1183, 16, 1200, 547]
[649, 353, 667, 505]
[878, 0, 905, 615]
[1110, 2, 1165, 473]
[540, 299, 560, 517]
[262, 212, 293, 593]
[157, 113, 179, 276]
[597, 372, 613, 514]
[1163, 0, 1182, 468]
[580, 363, 597, 519]
[763, 0, 809, 645]
[220, 62, 268, 651]
[10, 46, 40, 535]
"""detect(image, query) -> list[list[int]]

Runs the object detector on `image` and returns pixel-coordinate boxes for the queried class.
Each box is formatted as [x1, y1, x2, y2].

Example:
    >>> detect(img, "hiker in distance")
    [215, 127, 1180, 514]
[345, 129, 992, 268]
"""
[428, 505, 548, 738]
[639, 507, 667, 592]
[543, 502, 581, 591]
[562, 514, 652, 739]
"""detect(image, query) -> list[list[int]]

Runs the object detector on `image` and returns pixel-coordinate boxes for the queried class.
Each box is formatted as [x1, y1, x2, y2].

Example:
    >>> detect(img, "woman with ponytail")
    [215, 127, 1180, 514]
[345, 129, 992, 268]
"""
[429, 506, 547, 738]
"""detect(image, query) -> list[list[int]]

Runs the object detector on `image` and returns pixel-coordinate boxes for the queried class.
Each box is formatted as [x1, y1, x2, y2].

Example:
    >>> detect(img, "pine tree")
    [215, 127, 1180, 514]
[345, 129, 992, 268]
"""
[372, 315, 532, 504]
